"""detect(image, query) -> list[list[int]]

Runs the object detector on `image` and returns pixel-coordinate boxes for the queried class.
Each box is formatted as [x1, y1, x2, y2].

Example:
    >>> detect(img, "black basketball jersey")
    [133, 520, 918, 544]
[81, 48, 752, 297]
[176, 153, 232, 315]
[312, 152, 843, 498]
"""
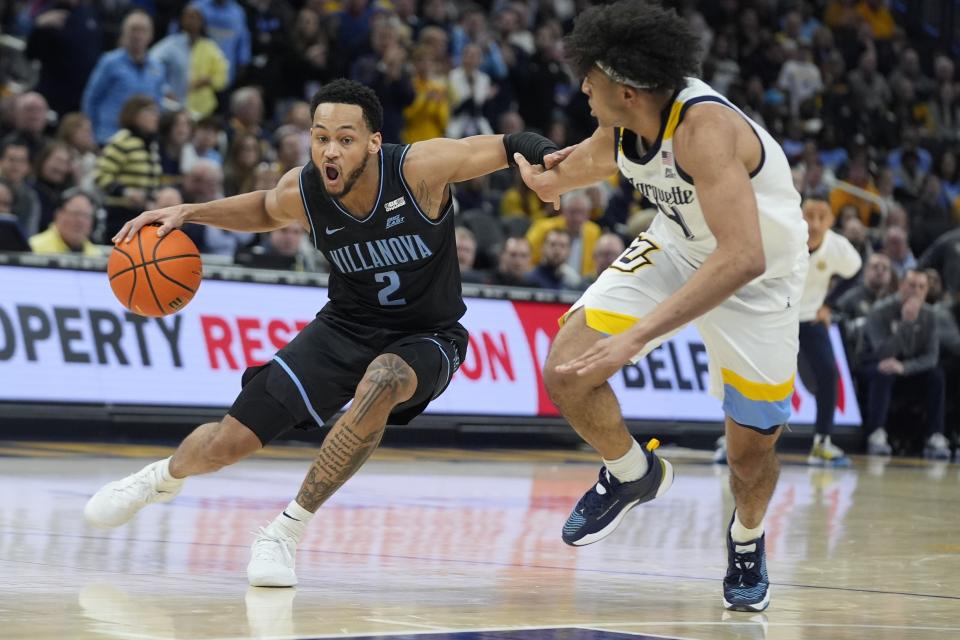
[298, 143, 466, 331]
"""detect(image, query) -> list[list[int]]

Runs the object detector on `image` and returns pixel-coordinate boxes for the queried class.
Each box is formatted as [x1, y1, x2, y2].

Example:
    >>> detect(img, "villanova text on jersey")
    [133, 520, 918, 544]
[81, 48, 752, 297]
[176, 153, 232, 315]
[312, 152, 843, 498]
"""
[298, 143, 466, 332]
[326, 233, 433, 274]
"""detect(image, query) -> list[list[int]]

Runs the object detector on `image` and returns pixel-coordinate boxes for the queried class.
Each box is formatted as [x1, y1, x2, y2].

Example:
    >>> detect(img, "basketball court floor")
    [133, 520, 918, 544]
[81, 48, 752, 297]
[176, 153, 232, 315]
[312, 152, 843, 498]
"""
[1, 440, 958, 640]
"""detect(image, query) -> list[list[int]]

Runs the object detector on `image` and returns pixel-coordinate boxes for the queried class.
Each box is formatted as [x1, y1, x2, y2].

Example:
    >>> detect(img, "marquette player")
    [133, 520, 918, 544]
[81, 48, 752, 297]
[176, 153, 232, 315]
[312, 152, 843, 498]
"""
[85, 80, 557, 586]
[516, 1, 807, 611]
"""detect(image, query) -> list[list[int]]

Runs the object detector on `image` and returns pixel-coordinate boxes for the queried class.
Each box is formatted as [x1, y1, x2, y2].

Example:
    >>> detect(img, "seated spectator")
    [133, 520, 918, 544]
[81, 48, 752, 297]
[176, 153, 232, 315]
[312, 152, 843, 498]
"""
[933, 149, 960, 203]
[93, 95, 161, 241]
[157, 110, 195, 189]
[190, 116, 224, 168]
[454, 226, 488, 284]
[2, 92, 51, 160]
[840, 215, 871, 264]
[82, 11, 165, 145]
[227, 87, 265, 142]
[489, 236, 535, 288]
[0, 139, 41, 237]
[29, 189, 100, 256]
[273, 126, 305, 175]
[528, 228, 582, 290]
[150, 186, 183, 210]
[56, 113, 98, 190]
[181, 159, 254, 256]
[149, 5, 229, 119]
[919, 227, 960, 298]
[882, 225, 916, 279]
[526, 189, 601, 278]
[801, 160, 831, 201]
[875, 166, 900, 213]
[224, 132, 263, 197]
[861, 269, 949, 459]
[829, 159, 881, 226]
[836, 252, 894, 322]
[908, 175, 954, 256]
[582, 232, 626, 286]
[235, 223, 314, 271]
[31, 141, 75, 232]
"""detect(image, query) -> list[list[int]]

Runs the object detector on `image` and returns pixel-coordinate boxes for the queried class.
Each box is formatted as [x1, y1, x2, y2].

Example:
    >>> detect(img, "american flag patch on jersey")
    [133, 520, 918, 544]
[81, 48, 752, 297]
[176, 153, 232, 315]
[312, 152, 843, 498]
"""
[661, 150, 674, 166]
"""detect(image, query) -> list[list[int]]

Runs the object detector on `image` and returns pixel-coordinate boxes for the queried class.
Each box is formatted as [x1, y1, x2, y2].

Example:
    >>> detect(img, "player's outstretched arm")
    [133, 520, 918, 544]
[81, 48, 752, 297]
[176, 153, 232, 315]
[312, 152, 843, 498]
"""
[113, 167, 310, 244]
[515, 126, 618, 209]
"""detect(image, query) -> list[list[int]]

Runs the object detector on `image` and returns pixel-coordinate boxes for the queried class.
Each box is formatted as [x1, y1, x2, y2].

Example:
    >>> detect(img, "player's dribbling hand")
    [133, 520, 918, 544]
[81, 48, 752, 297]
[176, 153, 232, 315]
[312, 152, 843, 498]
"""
[555, 331, 643, 379]
[113, 205, 190, 245]
[514, 153, 561, 210]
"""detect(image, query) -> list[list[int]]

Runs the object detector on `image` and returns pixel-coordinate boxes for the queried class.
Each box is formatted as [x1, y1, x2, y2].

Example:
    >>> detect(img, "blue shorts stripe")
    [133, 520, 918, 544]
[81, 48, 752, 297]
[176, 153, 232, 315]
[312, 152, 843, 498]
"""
[722, 384, 790, 430]
[271, 355, 325, 427]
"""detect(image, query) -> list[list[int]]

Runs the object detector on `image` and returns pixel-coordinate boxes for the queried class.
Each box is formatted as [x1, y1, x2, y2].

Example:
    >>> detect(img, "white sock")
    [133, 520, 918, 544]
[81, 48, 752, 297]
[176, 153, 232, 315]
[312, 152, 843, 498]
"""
[813, 434, 824, 446]
[270, 500, 315, 543]
[603, 439, 649, 483]
[155, 457, 184, 489]
[730, 511, 764, 543]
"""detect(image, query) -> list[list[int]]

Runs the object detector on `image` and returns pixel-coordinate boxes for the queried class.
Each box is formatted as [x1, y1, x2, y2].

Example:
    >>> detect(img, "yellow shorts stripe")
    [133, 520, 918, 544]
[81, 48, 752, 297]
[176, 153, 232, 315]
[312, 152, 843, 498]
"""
[559, 307, 640, 335]
[721, 368, 794, 402]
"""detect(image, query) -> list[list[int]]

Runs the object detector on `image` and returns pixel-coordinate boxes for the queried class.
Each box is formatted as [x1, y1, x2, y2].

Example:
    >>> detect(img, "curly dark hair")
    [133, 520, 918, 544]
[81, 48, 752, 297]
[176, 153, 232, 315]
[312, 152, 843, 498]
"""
[564, 0, 702, 91]
[309, 79, 383, 133]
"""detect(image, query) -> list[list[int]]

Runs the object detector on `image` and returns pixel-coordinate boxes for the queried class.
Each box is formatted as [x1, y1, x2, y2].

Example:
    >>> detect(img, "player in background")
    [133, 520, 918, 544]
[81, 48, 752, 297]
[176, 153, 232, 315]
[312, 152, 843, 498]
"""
[85, 80, 557, 587]
[515, 1, 808, 611]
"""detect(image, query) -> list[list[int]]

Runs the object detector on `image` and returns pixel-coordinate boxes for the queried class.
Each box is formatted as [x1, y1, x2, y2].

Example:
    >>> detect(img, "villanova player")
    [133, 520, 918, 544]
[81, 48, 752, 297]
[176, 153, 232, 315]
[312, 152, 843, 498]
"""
[516, 1, 807, 611]
[85, 80, 557, 586]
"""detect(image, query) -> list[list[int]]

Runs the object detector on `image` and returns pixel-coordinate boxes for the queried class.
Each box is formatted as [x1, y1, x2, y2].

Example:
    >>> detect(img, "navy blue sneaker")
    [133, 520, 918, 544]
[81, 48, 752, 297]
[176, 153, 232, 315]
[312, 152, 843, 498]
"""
[562, 439, 674, 546]
[723, 518, 771, 612]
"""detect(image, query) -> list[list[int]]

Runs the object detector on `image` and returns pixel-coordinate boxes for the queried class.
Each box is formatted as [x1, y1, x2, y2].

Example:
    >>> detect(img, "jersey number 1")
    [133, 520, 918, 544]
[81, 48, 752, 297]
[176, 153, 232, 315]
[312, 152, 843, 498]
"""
[375, 270, 406, 306]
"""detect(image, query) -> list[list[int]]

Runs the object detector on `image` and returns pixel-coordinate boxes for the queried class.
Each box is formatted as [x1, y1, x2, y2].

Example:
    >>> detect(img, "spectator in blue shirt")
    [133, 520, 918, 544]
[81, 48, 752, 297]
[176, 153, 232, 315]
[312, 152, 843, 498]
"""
[81, 11, 165, 145]
[191, 0, 251, 85]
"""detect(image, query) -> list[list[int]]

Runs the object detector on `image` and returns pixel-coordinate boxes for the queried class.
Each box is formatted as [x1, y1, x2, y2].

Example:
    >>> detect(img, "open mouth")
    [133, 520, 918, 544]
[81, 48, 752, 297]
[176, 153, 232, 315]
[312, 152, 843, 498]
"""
[323, 164, 340, 182]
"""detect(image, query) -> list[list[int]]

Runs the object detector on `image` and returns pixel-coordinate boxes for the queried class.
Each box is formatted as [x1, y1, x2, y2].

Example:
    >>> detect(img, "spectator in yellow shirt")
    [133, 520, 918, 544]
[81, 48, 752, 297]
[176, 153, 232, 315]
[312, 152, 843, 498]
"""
[829, 160, 882, 226]
[402, 45, 450, 143]
[526, 189, 601, 277]
[29, 189, 101, 256]
[856, 0, 895, 40]
[500, 171, 546, 222]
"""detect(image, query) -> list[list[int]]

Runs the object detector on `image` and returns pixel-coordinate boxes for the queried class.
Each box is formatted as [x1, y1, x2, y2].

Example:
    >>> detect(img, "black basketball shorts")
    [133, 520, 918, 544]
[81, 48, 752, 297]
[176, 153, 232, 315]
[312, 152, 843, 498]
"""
[228, 310, 467, 445]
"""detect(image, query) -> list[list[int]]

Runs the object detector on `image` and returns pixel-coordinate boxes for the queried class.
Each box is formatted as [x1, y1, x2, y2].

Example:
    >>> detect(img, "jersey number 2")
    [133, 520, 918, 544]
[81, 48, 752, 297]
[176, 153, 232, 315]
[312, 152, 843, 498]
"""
[375, 270, 407, 306]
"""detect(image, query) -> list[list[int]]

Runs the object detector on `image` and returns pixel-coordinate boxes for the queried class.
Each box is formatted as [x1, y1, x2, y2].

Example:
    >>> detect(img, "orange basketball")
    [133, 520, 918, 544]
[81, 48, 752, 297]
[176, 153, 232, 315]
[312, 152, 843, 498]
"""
[107, 225, 202, 317]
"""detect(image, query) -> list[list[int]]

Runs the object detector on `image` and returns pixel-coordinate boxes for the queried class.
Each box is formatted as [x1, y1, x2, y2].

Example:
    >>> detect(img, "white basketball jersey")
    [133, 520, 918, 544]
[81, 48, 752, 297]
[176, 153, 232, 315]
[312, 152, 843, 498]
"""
[616, 77, 807, 280]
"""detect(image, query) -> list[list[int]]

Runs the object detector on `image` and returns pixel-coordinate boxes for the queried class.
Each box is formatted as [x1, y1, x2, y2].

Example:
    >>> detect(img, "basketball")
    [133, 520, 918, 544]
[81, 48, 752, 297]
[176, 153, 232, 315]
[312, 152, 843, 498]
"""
[107, 225, 202, 317]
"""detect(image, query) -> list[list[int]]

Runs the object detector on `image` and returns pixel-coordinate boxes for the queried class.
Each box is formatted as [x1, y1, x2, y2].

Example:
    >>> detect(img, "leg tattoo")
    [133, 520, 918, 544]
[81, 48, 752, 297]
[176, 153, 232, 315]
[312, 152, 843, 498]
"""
[295, 355, 414, 512]
[296, 423, 383, 511]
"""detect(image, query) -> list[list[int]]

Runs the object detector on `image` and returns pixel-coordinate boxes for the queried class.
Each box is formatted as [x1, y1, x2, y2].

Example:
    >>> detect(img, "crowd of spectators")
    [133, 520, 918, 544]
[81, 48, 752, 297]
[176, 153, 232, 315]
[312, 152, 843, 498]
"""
[0, 0, 958, 454]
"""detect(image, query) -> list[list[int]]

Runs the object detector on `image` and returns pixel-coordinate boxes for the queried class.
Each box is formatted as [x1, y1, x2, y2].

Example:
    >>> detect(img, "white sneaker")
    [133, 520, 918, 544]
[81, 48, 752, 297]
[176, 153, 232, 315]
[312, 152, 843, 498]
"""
[867, 428, 892, 456]
[713, 435, 728, 464]
[84, 459, 182, 529]
[924, 433, 951, 460]
[247, 526, 298, 587]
